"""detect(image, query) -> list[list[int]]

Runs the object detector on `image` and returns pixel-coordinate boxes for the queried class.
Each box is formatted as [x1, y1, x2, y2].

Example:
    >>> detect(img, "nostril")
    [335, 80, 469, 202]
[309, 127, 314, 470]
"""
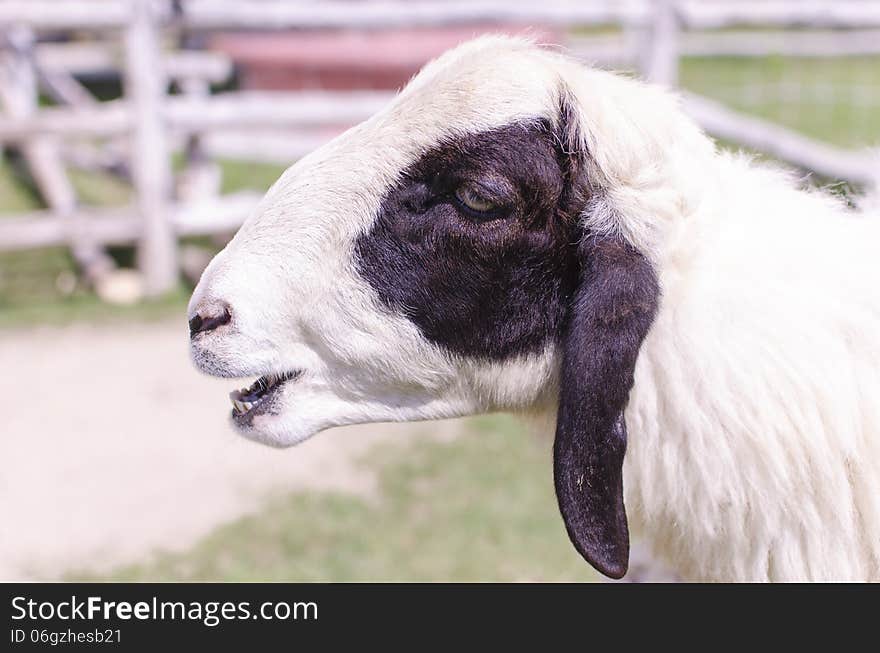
[189, 306, 231, 337]
[188, 314, 204, 334]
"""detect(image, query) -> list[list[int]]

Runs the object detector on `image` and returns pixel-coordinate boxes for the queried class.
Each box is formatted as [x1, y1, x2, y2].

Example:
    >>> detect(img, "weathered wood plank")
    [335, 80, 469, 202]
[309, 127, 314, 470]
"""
[3, 1, 878, 32]
[35, 43, 233, 84]
[180, 0, 651, 30]
[0, 92, 390, 141]
[0, 1, 132, 29]
[679, 0, 880, 29]
[0, 192, 262, 250]
[682, 92, 879, 188]
[640, 0, 679, 85]
[124, 0, 177, 295]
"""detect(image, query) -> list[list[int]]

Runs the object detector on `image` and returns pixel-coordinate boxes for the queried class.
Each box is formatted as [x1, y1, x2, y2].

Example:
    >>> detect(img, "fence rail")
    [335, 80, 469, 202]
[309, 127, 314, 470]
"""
[5, 1, 880, 31]
[1, 0, 877, 297]
[0, 191, 262, 250]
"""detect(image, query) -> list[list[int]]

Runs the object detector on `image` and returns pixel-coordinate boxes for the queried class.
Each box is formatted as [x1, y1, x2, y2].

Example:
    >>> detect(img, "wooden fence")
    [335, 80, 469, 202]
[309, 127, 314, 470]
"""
[0, 0, 877, 296]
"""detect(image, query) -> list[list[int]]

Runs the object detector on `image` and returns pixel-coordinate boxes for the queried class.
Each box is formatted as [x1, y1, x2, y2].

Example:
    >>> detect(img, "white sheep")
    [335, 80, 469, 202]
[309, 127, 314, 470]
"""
[188, 36, 880, 582]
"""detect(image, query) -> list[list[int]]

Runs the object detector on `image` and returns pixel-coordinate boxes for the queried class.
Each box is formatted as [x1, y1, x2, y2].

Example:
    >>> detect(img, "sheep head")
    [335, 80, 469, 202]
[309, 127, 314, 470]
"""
[189, 37, 682, 578]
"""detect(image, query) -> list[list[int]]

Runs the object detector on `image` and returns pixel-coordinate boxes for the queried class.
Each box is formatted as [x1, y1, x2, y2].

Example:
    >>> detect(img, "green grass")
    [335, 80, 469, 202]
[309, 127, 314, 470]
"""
[79, 415, 598, 582]
[0, 157, 133, 214]
[680, 56, 880, 147]
[218, 158, 287, 195]
[0, 281, 191, 329]
[0, 156, 141, 325]
[0, 159, 42, 212]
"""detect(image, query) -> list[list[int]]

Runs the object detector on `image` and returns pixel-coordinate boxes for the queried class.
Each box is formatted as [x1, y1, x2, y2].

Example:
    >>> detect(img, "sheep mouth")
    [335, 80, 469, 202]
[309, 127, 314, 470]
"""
[229, 370, 302, 422]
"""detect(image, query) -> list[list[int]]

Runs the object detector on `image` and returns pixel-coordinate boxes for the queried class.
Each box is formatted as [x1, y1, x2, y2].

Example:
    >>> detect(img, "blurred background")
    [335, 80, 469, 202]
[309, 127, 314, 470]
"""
[1, 0, 877, 582]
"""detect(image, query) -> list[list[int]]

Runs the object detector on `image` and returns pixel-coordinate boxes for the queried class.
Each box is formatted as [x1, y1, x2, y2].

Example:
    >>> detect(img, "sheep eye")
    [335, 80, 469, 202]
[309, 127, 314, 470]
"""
[454, 185, 498, 216]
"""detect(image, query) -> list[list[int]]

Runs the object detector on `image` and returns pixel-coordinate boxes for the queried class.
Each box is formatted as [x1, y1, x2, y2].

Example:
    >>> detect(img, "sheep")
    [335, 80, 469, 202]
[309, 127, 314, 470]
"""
[188, 36, 880, 582]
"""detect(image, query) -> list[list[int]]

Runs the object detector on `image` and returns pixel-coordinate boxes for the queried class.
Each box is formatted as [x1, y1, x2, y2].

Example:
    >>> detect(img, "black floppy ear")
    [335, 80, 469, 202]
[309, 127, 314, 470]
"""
[554, 235, 659, 579]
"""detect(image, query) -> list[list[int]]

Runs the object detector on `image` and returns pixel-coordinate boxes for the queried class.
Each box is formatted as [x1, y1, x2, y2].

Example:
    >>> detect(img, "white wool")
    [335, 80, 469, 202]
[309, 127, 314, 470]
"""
[494, 40, 880, 581]
[191, 36, 880, 581]
[620, 156, 880, 581]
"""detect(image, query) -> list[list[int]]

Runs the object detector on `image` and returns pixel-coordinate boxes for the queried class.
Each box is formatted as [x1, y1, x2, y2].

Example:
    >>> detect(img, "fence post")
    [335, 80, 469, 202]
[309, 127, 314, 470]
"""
[640, 0, 680, 86]
[173, 3, 222, 204]
[124, 0, 177, 296]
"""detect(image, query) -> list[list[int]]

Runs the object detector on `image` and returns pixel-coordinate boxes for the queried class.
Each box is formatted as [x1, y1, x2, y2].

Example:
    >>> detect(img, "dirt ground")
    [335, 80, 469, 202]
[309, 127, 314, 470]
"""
[0, 319, 465, 580]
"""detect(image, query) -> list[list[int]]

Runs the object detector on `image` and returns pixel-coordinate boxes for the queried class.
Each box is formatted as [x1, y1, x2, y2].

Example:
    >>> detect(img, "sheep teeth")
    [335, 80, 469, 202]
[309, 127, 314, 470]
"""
[229, 394, 255, 414]
[229, 371, 299, 415]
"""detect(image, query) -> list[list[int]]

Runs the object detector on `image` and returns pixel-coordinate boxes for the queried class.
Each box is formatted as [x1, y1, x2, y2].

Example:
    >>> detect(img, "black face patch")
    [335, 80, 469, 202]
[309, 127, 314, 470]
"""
[353, 106, 660, 580]
[354, 120, 585, 359]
